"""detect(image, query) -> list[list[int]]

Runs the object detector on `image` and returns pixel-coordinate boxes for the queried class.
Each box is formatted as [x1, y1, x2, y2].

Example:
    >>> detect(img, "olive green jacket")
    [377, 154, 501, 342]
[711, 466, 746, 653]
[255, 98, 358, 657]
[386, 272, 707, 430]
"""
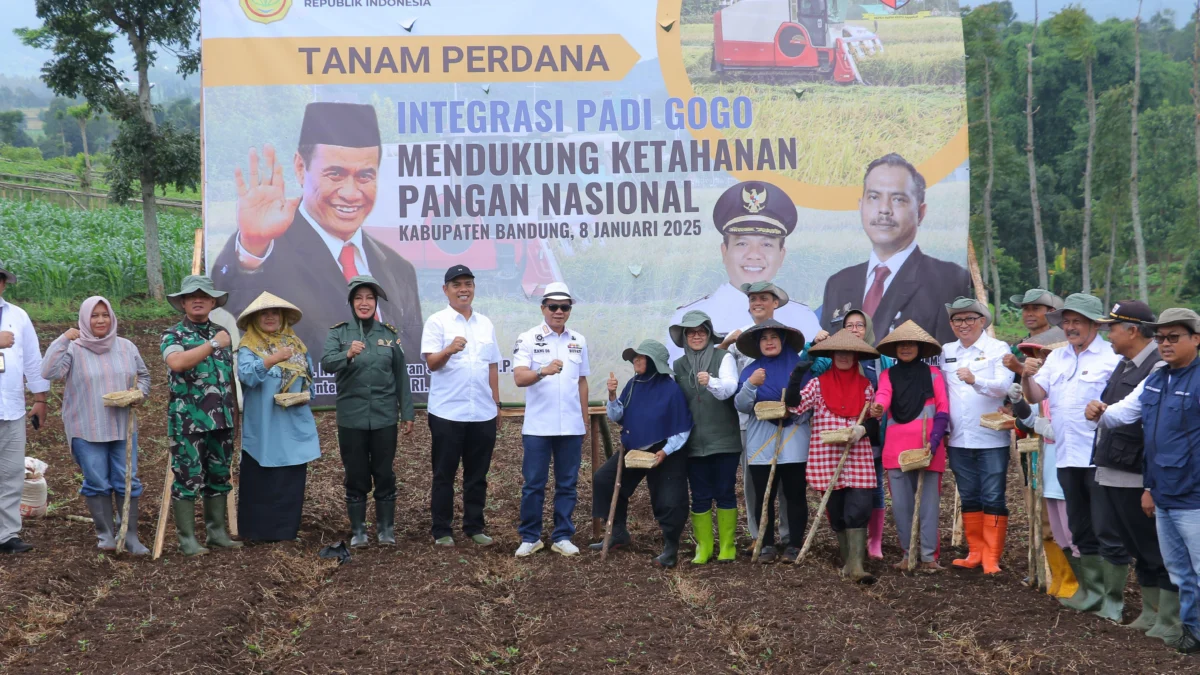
[321, 320, 414, 430]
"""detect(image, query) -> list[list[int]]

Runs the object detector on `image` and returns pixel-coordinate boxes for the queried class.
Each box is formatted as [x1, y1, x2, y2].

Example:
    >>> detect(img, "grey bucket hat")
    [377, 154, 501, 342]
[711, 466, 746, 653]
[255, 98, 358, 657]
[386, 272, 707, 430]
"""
[668, 310, 724, 349]
[1047, 293, 1105, 326]
[621, 339, 673, 377]
[945, 297, 993, 329]
[0, 262, 16, 284]
[1009, 288, 1064, 310]
[740, 281, 789, 304]
[734, 319, 806, 359]
[1016, 326, 1068, 357]
[167, 275, 229, 313]
[1145, 308, 1200, 334]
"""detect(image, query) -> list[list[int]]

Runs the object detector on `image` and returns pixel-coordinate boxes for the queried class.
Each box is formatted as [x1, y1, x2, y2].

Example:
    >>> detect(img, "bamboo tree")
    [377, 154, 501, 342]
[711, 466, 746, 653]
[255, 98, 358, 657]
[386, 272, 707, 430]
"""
[1130, 0, 1149, 303]
[1025, 0, 1049, 288]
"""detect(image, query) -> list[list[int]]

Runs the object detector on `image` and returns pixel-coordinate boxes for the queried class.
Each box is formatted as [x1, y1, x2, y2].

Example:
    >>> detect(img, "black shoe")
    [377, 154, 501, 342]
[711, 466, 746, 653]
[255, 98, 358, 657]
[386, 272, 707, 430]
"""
[780, 546, 800, 564]
[0, 537, 33, 554]
[654, 537, 680, 569]
[589, 528, 631, 552]
[1175, 625, 1200, 655]
[757, 545, 778, 564]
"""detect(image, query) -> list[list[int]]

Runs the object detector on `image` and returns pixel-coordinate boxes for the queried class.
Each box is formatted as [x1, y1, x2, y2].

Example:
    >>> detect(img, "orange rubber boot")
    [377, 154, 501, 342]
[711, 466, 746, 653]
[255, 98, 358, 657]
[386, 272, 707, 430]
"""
[952, 511, 985, 569]
[981, 514, 1008, 575]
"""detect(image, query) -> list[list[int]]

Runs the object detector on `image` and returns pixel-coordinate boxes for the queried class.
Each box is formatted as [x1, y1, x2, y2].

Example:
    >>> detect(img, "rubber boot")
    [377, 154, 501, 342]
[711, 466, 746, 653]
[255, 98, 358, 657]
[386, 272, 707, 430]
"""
[171, 499, 209, 557]
[118, 496, 150, 555]
[376, 499, 395, 545]
[981, 514, 1008, 575]
[1043, 539, 1079, 598]
[203, 496, 243, 549]
[589, 526, 631, 552]
[867, 508, 885, 560]
[84, 495, 117, 552]
[1125, 587, 1159, 632]
[347, 502, 369, 548]
[953, 511, 985, 569]
[1092, 561, 1128, 622]
[1147, 589, 1184, 645]
[716, 508, 738, 563]
[836, 529, 849, 566]
[842, 529, 876, 584]
[1059, 554, 1103, 612]
[655, 532, 681, 569]
[690, 511, 714, 565]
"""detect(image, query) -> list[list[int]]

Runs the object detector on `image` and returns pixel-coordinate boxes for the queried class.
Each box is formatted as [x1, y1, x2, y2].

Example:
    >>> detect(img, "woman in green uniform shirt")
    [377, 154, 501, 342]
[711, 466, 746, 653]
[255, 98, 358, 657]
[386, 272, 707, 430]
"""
[322, 276, 415, 548]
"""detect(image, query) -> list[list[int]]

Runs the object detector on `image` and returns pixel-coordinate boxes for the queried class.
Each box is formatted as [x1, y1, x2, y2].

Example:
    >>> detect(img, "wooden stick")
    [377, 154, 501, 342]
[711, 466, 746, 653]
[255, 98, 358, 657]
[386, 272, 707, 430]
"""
[591, 416, 603, 540]
[600, 444, 625, 561]
[796, 401, 872, 564]
[751, 419, 785, 563]
[908, 470, 925, 571]
[115, 409, 135, 554]
[951, 486, 963, 547]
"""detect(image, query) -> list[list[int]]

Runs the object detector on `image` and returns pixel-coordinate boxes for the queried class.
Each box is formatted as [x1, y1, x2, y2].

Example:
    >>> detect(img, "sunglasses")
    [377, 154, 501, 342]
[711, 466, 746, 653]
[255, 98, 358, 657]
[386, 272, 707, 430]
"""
[1153, 333, 1189, 344]
[544, 303, 572, 313]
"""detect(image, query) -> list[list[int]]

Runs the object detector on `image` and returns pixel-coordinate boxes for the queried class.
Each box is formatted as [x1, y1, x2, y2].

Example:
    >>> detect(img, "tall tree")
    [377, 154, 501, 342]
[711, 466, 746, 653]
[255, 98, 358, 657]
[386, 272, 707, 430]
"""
[66, 103, 93, 176]
[1130, 0, 1149, 302]
[1024, 0, 1049, 288]
[19, 0, 200, 300]
[1194, 1, 1200, 247]
[965, 4, 1007, 313]
[1050, 6, 1098, 293]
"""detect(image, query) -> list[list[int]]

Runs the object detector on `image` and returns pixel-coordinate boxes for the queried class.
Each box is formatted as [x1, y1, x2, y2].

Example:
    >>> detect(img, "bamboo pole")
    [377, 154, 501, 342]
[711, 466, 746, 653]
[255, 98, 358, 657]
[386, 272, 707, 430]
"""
[600, 444, 625, 561]
[796, 401, 872, 564]
[751, 412, 786, 563]
[591, 416, 603, 540]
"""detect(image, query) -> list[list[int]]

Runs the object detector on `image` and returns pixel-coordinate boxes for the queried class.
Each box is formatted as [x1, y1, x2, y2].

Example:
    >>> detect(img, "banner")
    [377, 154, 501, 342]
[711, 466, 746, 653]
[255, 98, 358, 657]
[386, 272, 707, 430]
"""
[200, 0, 969, 405]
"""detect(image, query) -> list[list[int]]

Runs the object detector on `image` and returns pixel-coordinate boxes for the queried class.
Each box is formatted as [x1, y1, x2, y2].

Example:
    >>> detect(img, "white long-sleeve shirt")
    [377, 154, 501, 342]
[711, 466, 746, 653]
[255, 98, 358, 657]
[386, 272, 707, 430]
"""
[941, 332, 1012, 448]
[1035, 336, 1121, 468]
[0, 298, 50, 420]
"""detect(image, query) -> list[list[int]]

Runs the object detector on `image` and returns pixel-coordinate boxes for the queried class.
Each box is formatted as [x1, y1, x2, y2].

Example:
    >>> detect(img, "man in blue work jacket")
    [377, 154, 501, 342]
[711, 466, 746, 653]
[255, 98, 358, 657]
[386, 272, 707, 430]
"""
[1094, 308, 1200, 654]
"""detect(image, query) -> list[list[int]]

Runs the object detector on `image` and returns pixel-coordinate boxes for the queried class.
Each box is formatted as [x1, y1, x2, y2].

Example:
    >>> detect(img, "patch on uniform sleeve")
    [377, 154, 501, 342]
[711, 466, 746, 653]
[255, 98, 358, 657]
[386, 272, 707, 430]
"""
[383, 323, 398, 334]
[331, 321, 347, 329]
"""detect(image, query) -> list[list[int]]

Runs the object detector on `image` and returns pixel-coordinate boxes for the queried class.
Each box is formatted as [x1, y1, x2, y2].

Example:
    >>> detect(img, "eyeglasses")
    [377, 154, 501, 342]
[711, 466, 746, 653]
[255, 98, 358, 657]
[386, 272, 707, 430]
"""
[544, 304, 572, 313]
[684, 329, 709, 338]
[1153, 333, 1188, 344]
[950, 315, 983, 327]
[844, 322, 866, 330]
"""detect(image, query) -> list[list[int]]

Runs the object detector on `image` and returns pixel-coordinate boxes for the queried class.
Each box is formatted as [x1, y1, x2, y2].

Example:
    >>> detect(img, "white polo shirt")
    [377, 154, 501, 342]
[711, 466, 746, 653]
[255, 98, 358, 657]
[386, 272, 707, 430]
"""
[512, 322, 590, 437]
[421, 306, 501, 422]
[941, 332, 1013, 448]
[1034, 336, 1121, 468]
[0, 298, 50, 421]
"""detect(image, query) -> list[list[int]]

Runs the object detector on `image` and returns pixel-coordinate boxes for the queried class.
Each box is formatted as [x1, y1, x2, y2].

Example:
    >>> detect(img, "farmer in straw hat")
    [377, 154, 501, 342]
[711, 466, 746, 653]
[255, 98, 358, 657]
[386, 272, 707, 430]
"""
[42, 296, 152, 554]
[794, 328, 879, 582]
[591, 339, 693, 568]
[941, 297, 1017, 575]
[871, 321, 949, 572]
[235, 291, 321, 543]
[160, 275, 240, 556]
[669, 311, 741, 564]
[321, 276, 415, 548]
[734, 320, 814, 564]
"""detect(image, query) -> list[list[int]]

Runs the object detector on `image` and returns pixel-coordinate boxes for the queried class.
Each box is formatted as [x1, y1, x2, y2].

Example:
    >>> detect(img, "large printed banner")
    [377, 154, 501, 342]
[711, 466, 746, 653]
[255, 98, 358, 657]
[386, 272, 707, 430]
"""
[200, 0, 969, 405]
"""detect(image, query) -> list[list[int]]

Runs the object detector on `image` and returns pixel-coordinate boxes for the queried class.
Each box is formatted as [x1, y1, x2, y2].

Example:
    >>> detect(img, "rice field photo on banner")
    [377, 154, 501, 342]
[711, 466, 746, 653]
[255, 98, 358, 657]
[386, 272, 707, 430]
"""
[199, 0, 969, 405]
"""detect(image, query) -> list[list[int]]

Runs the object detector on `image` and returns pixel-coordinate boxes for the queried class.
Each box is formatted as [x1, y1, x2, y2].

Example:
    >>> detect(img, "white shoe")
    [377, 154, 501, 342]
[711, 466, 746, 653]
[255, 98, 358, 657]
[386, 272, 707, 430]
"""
[551, 539, 579, 556]
[515, 540, 544, 557]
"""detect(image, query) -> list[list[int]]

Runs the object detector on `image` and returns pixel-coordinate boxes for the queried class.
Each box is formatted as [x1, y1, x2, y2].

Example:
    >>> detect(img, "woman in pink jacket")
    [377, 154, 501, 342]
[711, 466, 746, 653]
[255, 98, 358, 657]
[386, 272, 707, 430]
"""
[871, 321, 949, 573]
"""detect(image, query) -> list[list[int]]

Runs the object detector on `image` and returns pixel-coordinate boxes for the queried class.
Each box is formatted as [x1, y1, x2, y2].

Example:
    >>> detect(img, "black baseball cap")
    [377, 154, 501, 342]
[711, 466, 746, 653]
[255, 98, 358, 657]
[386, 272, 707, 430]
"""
[1096, 300, 1156, 325]
[444, 265, 475, 283]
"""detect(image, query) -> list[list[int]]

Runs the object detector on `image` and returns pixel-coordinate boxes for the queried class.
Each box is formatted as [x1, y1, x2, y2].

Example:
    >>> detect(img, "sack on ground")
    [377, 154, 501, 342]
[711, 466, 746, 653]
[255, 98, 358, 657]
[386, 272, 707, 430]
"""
[21, 457, 49, 518]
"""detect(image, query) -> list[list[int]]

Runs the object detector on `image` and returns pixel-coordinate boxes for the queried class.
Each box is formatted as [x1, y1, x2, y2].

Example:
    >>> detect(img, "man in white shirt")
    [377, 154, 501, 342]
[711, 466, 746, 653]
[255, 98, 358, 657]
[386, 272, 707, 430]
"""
[1024, 293, 1122, 613]
[0, 264, 50, 554]
[422, 265, 501, 548]
[940, 298, 1014, 574]
[511, 282, 590, 557]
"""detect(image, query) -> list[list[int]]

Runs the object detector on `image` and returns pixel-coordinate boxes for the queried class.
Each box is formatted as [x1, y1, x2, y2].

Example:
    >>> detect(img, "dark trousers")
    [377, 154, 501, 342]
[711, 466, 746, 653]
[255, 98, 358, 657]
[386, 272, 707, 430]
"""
[688, 452, 740, 512]
[748, 462, 808, 548]
[1095, 483, 1176, 590]
[1058, 466, 1100, 556]
[827, 487, 874, 532]
[591, 442, 688, 543]
[337, 425, 397, 503]
[428, 414, 497, 538]
[948, 445, 1009, 515]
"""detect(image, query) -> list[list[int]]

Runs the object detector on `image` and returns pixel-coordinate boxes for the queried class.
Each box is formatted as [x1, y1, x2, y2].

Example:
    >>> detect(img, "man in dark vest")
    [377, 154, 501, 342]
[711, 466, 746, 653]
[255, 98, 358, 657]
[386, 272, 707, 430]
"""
[212, 102, 423, 400]
[1086, 302, 1180, 642]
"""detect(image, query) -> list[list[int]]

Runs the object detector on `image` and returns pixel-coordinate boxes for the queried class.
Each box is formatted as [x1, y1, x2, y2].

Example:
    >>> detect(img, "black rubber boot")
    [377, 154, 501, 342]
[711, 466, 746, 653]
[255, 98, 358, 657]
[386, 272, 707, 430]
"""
[654, 533, 681, 569]
[376, 499, 396, 545]
[590, 526, 631, 551]
[347, 502, 369, 548]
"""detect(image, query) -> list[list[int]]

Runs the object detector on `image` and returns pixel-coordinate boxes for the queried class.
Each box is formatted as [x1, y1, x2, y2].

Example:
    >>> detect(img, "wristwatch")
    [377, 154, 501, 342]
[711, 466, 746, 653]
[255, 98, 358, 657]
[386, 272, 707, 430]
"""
[210, 339, 221, 350]
[536, 369, 546, 381]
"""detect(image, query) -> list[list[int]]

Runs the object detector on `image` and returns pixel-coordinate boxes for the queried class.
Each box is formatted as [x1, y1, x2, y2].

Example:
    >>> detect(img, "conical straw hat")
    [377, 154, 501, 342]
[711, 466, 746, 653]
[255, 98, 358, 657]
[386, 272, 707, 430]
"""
[236, 291, 303, 331]
[807, 328, 879, 358]
[875, 320, 942, 359]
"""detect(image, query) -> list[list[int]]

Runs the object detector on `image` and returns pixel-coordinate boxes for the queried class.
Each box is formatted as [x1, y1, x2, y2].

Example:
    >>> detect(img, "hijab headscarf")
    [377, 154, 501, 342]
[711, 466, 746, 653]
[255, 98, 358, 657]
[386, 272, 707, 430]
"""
[886, 354, 934, 425]
[738, 329, 803, 427]
[240, 312, 311, 393]
[684, 325, 715, 391]
[617, 360, 693, 449]
[817, 354, 871, 419]
[76, 296, 118, 354]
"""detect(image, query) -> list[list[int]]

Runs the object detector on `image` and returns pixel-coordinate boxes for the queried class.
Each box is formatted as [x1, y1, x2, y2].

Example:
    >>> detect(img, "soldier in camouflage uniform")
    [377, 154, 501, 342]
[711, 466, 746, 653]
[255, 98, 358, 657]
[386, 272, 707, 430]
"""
[161, 276, 242, 556]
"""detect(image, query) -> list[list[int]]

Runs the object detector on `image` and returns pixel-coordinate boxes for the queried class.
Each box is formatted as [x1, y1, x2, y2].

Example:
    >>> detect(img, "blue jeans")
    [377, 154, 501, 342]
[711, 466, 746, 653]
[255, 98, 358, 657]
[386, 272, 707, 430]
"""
[873, 453, 886, 510]
[1156, 507, 1200, 634]
[948, 445, 1009, 515]
[70, 436, 142, 498]
[688, 452, 739, 512]
[519, 435, 583, 543]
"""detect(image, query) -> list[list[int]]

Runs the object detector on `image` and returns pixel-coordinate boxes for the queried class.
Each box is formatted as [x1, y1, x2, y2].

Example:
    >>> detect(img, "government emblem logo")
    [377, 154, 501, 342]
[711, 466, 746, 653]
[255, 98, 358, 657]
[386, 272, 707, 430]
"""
[240, 0, 291, 24]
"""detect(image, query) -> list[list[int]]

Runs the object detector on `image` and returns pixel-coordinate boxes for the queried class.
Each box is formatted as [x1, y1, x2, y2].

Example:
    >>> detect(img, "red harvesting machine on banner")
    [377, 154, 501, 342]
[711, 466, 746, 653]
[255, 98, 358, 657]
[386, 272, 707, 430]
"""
[711, 0, 884, 84]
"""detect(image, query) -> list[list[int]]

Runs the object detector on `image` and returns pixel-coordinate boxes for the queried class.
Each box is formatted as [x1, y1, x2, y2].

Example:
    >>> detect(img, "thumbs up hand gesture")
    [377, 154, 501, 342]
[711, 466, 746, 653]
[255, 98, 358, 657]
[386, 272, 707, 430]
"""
[607, 371, 618, 401]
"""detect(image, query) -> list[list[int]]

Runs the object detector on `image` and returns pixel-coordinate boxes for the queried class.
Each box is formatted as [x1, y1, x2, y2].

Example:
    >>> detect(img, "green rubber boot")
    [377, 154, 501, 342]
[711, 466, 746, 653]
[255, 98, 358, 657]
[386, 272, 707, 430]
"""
[1125, 586, 1159, 632]
[171, 499, 209, 557]
[691, 511, 714, 565]
[1147, 589, 1184, 645]
[1092, 561, 1128, 622]
[842, 529, 876, 584]
[836, 530, 849, 567]
[1059, 554, 1103, 612]
[716, 508, 738, 563]
[202, 496, 243, 549]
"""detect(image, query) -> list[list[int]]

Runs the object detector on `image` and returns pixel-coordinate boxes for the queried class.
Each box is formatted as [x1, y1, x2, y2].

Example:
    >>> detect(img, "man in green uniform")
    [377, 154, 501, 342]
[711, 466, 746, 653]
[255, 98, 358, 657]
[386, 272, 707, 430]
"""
[322, 275, 415, 546]
[161, 275, 241, 556]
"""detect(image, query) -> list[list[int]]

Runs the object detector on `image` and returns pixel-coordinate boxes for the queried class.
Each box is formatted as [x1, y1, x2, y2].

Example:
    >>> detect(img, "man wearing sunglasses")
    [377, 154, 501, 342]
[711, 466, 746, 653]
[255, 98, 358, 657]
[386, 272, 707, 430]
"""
[511, 283, 590, 558]
[940, 298, 1015, 573]
[1023, 293, 1121, 615]
[1092, 308, 1200, 654]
